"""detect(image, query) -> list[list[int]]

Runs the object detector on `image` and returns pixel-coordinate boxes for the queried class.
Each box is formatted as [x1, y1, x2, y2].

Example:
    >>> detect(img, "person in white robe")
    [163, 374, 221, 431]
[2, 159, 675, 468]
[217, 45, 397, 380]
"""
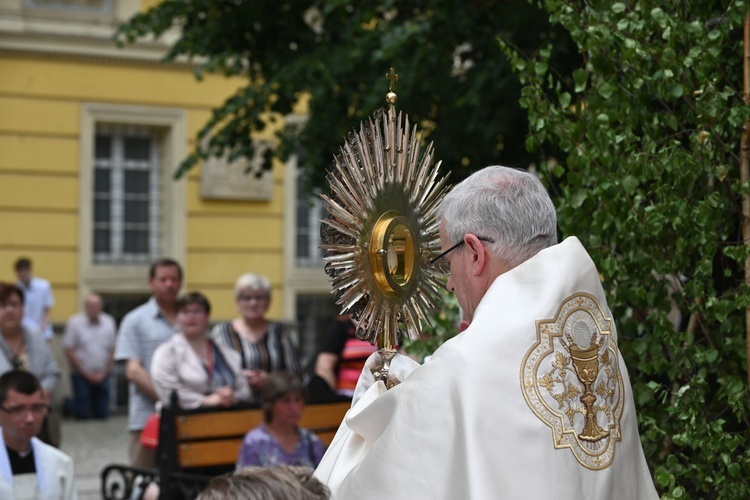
[0, 370, 76, 499]
[314, 165, 659, 499]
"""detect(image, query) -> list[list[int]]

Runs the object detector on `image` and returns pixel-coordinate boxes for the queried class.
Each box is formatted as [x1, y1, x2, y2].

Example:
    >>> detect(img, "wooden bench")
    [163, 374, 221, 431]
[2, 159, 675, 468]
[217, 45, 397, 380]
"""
[101, 399, 350, 499]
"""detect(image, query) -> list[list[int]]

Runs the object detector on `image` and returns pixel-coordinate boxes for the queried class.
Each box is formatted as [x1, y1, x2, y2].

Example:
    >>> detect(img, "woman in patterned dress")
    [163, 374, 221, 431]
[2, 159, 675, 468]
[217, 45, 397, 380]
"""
[211, 274, 301, 401]
[236, 371, 326, 469]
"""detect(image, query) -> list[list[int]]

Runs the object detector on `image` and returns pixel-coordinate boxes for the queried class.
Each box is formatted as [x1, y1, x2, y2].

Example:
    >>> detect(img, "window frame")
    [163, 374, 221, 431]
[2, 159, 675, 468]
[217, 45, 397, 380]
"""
[282, 117, 336, 358]
[79, 103, 186, 296]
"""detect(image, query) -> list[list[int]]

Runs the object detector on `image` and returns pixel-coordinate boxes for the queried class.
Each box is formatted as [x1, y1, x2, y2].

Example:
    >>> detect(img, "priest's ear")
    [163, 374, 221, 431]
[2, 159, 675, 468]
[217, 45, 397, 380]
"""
[463, 234, 488, 277]
[464, 234, 511, 279]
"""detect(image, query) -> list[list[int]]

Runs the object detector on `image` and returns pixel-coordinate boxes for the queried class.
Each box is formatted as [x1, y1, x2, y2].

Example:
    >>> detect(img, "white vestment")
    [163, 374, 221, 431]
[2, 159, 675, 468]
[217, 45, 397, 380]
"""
[0, 432, 77, 499]
[315, 237, 659, 499]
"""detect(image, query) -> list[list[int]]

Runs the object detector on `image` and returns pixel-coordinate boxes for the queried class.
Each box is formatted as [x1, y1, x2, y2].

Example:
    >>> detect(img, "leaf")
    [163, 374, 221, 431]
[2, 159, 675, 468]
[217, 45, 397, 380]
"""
[573, 68, 589, 92]
[621, 175, 638, 194]
[570, 189, 587, 208]
[656, 469, 673, 487]
[598, 81, 615, 99]
[559, 92, 572, 108]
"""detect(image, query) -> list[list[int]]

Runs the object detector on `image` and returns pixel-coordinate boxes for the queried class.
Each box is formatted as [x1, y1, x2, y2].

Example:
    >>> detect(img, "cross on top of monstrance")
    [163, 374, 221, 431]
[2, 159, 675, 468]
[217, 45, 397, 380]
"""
[386, 67, 399, 96]
[319, 68, 450, 388]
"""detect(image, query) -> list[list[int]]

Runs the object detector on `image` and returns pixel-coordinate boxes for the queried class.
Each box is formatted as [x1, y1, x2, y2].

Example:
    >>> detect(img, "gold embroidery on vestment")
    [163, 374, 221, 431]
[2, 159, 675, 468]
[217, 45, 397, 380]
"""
[520, 293, 625, 470]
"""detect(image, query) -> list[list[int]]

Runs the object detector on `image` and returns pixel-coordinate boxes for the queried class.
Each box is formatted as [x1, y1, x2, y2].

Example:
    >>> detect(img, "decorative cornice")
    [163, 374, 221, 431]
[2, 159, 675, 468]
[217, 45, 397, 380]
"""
[0, 41, 195, 69]
[0, 5, 191, 67]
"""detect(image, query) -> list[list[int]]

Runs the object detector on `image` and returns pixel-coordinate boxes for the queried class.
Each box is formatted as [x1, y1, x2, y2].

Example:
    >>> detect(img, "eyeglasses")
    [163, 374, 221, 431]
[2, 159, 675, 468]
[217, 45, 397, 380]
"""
[0, 404, 50, 418]
[430, 236, 495, 270]
[178, 308, 207, 317]
[237, 295, 269, 303]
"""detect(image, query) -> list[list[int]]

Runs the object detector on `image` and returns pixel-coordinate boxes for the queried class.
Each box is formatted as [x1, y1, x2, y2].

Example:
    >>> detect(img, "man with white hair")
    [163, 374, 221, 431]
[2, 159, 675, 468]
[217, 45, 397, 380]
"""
[315, 165, 658, 499]
[62, 293, 116, 419]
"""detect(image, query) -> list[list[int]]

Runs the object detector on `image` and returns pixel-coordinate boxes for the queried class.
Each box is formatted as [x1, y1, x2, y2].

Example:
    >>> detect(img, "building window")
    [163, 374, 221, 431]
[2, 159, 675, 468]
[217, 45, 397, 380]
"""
[93, 124, 161, 264]
[295, 294, 340, 364]
[79, 103, 185, 295]
[282, 132, 336, 359]
[295, 174, 327, 267]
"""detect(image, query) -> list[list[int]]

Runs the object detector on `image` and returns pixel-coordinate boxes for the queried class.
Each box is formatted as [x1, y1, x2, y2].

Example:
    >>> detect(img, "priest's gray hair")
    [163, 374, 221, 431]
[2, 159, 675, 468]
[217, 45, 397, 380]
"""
[234, 273, 271, 299]
[437, 165, 558, 269]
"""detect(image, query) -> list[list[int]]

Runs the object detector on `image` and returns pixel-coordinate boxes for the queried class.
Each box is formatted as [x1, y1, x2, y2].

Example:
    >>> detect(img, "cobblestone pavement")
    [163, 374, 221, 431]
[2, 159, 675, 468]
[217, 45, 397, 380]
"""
[60, 413, 130, 500]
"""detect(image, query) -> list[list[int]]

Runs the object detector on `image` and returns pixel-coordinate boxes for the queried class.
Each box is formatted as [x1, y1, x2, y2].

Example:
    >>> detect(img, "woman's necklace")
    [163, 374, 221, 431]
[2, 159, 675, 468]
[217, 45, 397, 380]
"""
[189, 338, 214, 377]
[204, 342, 214, 379]
[3, 334, 26, 369]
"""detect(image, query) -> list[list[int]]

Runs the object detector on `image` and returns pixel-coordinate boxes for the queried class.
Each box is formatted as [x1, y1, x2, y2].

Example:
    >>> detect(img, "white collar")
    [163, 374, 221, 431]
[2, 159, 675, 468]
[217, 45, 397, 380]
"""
[0, 429, 45, 491]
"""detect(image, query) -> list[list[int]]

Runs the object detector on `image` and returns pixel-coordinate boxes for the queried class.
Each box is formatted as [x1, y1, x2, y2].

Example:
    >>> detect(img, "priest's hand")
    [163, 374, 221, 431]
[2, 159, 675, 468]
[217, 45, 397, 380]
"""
[352, 352, 420, 405]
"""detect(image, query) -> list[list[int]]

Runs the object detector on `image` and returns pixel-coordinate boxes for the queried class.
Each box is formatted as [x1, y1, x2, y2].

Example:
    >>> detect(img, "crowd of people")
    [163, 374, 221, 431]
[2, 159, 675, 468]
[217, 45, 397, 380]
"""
[0, 256, 356, 499]
[0, 165, 662, 499]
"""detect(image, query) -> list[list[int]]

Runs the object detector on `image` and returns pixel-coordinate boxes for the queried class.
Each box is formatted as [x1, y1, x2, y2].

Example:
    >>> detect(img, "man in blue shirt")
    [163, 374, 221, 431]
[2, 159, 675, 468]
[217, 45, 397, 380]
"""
[114, 258, 182, 468]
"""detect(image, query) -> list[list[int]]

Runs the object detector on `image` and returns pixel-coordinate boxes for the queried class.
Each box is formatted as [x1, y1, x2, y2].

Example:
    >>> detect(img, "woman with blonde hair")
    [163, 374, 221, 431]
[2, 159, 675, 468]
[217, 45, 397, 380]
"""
[211, 274, 300, 398]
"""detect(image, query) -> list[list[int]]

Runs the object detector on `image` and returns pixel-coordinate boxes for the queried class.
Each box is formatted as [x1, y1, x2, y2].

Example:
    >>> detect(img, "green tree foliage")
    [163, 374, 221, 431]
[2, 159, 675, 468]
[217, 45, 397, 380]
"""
[114, 0, 576, 190]
[500, 1, 750, 497]
[401, 289, 461, 362]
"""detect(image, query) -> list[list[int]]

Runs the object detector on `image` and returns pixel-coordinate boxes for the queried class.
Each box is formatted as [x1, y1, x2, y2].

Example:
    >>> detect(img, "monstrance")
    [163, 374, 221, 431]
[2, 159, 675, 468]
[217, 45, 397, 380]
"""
[320, 68, 450, 387]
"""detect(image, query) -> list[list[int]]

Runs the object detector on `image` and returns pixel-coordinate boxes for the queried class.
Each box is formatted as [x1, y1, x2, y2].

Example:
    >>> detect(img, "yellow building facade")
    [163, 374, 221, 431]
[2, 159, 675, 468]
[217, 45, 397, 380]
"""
[0, 0, 337, 362]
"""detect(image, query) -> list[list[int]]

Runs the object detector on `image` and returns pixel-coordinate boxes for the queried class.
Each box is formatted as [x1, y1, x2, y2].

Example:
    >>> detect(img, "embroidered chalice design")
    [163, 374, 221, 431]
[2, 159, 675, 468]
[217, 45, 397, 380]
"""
[522, 293, 624, 470]
[568, 339, 609, 442]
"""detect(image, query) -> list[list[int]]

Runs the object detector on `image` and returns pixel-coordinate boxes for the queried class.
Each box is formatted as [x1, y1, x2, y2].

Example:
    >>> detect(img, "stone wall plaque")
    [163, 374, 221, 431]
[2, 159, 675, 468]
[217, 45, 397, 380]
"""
[200, 141, 274, 201]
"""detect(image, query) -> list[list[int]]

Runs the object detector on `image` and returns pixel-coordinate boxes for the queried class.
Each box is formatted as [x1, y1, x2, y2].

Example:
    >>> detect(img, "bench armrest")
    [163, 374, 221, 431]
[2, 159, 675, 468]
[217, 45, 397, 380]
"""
[101, 464, 159, 500]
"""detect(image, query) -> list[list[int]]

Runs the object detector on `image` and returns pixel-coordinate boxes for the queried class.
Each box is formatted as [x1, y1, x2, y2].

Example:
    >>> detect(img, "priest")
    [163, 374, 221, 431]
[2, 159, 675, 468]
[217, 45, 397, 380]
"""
[314, 165, 659, 499]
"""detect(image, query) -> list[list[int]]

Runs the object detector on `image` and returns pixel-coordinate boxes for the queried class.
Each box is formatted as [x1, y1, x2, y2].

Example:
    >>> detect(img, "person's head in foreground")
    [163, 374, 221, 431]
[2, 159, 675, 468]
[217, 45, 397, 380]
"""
[435, 165, 558, 323]
[196, 465, 329, 500]
[0, 370, 48, 451]
[261, 370, 306, 424]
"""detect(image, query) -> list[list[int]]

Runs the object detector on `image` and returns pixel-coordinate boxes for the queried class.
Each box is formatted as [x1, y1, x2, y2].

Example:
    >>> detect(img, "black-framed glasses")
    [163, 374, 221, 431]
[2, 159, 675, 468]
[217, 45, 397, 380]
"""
[237, 295, 269, 303]
[178, 308, 207, 317]
[0, 404, 50, 418]
[430, 236, 495, 267]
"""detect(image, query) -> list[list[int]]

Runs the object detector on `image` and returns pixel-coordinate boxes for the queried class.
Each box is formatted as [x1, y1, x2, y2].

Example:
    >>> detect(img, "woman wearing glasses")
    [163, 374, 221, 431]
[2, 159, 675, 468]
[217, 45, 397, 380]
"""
[0, 283, 60, 446]
[151, 292, 250, 409]
[211, 274, 301, 401]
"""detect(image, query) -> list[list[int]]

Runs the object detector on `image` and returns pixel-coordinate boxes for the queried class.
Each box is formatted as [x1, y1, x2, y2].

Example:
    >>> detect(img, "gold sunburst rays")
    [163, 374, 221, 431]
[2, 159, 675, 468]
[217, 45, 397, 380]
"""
[320, 72, 450, 350]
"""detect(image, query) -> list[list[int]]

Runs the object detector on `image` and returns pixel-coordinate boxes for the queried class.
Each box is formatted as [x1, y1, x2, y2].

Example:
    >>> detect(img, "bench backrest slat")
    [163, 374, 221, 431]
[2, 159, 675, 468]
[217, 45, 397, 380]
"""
[176, 410, 265, 440]
[299, 403, 349, 430]
[178, 439, 243, 468]
[172, 402, 350, 469]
